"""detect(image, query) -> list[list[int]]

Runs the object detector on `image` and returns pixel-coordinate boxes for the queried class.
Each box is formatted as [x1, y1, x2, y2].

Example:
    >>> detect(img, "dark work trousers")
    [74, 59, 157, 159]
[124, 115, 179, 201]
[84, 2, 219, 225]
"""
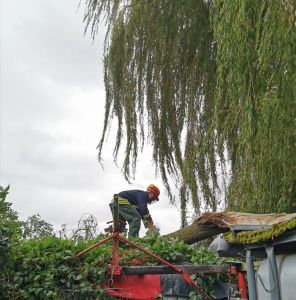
[109, 203, 142, 237]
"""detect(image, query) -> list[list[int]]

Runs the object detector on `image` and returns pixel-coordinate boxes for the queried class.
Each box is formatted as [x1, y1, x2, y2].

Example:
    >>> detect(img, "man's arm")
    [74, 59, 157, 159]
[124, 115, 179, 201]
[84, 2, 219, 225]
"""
[143, 213, 153, 228]
[136, 191, 159, 234]
[143, 214, 160, 234]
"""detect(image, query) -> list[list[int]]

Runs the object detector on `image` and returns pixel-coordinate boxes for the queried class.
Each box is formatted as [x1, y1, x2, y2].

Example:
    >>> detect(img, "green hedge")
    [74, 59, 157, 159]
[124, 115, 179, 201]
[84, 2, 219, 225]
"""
[1, 234, 225, 299]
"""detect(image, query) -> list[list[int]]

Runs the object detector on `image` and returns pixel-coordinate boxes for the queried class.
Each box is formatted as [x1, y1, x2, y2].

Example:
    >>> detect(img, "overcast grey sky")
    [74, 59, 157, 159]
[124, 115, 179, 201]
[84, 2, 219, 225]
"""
[0, 0, 181, 236]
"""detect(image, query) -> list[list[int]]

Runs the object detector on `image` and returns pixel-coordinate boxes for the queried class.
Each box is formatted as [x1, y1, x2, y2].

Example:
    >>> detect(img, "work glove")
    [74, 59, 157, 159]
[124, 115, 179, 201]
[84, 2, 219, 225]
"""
[147, 223, 160, 236]
[143, 214, 153, 225]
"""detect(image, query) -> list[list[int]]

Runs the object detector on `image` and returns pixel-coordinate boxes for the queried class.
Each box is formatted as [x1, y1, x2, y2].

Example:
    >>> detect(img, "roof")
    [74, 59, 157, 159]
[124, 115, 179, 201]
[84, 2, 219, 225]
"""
[195, 211, 296, 228]
[194, 211, 296, 244]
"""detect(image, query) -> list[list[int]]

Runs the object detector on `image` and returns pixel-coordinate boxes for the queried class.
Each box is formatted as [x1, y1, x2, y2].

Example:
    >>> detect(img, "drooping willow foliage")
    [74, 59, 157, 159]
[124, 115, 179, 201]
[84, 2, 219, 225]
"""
[212, 1, 296, 214]
[83, 0, 296, 225]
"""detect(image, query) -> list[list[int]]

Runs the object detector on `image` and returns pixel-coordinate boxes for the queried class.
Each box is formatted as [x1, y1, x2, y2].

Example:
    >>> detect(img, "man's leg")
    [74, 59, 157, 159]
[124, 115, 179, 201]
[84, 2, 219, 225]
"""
[118, 205, 141, 237]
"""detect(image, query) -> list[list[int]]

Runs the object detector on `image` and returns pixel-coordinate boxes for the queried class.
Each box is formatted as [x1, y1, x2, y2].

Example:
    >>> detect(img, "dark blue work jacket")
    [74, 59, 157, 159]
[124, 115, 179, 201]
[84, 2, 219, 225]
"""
[117, 190, 150, 217]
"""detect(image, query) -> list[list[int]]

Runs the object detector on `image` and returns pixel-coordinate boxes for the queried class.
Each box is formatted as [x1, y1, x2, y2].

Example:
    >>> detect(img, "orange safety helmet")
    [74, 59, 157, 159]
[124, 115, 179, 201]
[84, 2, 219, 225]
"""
[147, 184, 160, 201]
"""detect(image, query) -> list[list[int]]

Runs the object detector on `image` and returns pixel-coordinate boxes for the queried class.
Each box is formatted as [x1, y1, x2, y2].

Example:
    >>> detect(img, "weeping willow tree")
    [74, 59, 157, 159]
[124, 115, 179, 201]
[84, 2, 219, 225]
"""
[83, 0, 296, 225]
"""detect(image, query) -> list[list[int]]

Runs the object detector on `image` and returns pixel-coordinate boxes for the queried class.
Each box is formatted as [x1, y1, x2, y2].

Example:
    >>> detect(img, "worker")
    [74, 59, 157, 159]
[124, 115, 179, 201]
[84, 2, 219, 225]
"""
[110, 184, 160, 237]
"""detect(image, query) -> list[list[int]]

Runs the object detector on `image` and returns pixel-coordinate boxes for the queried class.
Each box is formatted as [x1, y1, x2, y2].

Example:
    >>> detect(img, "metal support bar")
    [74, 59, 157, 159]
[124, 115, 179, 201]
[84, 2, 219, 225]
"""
[74, 235, 114, 257]
[265, 246, 281, 300]
[117, 235, 213, 300]
[246, 249, 257, 300]
[112, 194, 120, 268]
[121, 264, 229, 275]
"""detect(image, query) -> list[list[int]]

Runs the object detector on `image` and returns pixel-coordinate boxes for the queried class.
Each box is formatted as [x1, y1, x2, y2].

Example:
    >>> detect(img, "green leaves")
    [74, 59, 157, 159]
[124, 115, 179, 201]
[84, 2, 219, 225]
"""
[189, 291, 203, 300]
[84, 0, 296, 217]
[1, 236, 108, 299]
[0, 186, 22, 299]
[1, 233, 223, 299]
[0, 185, 10, 202]
[21, 214, 54, 240]
[212, 0, 296, 213]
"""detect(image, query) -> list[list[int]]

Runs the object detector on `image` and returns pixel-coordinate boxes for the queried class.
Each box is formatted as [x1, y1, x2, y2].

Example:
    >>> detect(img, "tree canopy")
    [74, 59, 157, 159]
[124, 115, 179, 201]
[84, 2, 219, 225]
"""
[83, 0, 296, 224]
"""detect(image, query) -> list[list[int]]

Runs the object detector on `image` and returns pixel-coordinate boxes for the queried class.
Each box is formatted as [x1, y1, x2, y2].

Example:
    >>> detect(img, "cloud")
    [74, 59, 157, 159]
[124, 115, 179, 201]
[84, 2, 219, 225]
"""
[0, 0, 181, 237]
[1, 0, 104, 88]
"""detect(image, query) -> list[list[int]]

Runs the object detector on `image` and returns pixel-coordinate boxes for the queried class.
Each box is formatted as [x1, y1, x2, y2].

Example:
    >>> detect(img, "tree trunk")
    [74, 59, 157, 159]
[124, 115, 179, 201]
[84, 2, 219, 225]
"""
[165, 223, 228, 245]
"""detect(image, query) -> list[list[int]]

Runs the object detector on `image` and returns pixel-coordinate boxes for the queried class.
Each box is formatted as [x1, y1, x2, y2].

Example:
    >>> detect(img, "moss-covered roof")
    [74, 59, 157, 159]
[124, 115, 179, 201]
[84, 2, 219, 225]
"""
[224, 217, 296, 244]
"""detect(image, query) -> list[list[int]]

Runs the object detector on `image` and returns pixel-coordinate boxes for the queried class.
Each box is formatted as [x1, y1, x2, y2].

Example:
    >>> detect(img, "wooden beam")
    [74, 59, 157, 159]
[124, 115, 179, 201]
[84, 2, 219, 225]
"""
[121, 264, 229, 275]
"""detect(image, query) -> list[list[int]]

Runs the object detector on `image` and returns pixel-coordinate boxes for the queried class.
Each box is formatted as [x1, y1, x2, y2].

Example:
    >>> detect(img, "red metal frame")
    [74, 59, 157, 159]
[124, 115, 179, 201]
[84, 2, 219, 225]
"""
[75, 195, 212, 300]
[75, 233, 213, 299]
